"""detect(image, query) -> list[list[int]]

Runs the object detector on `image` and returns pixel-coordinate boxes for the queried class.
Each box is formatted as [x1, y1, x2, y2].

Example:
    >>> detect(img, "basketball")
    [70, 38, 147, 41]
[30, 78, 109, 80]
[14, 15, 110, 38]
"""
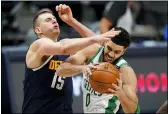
[89, 62, 120, 94]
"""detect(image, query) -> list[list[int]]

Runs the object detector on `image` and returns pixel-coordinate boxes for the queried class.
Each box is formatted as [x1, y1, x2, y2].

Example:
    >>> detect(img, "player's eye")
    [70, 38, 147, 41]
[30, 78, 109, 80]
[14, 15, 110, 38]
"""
[45, 18, 51, 22]
[53, 17, 56, 20]
[107, 46, 112, 51]
[114, 51, 121, 54]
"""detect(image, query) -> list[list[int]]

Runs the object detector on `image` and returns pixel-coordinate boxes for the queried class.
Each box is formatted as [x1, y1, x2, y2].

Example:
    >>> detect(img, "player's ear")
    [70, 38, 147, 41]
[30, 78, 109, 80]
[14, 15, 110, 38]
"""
[35, 27, 42, 35]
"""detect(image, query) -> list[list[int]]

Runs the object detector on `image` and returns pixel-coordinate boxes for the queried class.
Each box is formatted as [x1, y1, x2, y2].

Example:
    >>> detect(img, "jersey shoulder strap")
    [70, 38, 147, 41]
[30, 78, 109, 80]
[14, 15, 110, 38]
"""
[88, 46, 104, 63]
[113, 57, 129, 69]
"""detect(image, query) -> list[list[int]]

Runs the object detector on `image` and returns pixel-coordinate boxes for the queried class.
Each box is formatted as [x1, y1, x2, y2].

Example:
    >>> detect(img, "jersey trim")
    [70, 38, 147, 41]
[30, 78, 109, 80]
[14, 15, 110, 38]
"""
[105, 96, 119, 114]
[88, 46, 103, 63]
[32, 55, 53, 71]
[135, 104, 140, 114]
[115, 58, 129, 69]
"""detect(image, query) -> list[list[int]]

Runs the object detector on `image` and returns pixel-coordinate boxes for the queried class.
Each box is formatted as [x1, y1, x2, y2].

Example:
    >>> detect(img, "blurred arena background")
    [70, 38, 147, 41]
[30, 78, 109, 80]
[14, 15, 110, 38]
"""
[1, 1, 167, 113]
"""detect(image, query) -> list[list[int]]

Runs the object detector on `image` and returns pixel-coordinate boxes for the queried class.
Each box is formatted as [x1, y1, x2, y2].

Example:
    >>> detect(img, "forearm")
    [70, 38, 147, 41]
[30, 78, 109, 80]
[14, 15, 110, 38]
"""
[99, 18, 112, 34]
[118, 93, 137, 113]
[57, 63, 84, 77]
[67, 18, 95, 37]
[61, 37, 96, 55]
[99, 24, 109, 34]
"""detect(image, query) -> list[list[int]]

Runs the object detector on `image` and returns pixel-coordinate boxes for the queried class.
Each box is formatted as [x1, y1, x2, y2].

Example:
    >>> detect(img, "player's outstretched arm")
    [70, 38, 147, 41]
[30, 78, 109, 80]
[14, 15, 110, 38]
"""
[34, 29, 119, 56]
[56, 44, 98, 77]
[56, 52, 86, 77]
[56, 4, 96, 37]
[108, 66, 140, 113]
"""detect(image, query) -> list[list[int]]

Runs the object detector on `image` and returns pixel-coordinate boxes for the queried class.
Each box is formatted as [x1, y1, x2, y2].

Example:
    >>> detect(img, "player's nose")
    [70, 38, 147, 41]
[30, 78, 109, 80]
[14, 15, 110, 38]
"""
[52, 19, 57, 24]
[108, 51, 114, 58]
[52, 20, 56, 24]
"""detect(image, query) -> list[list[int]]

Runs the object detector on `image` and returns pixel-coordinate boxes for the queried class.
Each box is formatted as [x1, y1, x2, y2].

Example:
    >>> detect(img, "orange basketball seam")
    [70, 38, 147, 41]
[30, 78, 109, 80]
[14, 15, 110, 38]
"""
[89, 77, 117, 84]
[92, 70, 119, 76]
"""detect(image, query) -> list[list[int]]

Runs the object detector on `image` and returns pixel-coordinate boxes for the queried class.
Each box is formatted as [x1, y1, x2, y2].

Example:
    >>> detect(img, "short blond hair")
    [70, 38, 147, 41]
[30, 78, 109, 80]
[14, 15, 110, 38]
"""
[33, 8, 54, 29]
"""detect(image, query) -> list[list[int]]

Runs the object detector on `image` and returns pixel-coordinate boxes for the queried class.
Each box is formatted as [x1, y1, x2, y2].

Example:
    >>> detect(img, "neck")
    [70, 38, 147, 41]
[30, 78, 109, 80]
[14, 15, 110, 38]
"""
[39, 34, 58, 42]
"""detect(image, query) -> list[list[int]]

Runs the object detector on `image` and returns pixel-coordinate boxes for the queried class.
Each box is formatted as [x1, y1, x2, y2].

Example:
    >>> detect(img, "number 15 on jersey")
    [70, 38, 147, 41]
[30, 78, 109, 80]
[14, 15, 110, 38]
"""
[51, 74, 65, 90]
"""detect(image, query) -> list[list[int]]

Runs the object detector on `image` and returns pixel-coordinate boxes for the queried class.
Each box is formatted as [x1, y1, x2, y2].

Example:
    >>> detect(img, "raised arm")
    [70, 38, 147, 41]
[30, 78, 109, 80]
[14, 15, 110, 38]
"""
[35, 29, 119, 56]
[56, 4, 96, 37]
[100, 1, 127, 34]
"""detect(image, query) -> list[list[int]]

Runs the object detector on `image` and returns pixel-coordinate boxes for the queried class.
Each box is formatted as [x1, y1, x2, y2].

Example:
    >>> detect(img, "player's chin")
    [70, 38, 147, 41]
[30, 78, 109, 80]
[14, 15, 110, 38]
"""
[53, 30, 60, 34]
[53, 28, 60, 32]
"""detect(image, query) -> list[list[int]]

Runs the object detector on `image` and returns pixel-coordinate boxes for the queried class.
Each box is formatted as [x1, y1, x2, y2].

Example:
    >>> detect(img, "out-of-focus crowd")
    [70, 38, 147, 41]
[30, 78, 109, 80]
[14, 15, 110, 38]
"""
[1, 1, 167, 46]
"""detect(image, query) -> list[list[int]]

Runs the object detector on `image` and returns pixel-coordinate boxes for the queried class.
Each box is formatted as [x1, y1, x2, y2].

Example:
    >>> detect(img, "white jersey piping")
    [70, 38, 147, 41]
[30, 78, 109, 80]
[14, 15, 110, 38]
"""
[32, 55, 53, 71]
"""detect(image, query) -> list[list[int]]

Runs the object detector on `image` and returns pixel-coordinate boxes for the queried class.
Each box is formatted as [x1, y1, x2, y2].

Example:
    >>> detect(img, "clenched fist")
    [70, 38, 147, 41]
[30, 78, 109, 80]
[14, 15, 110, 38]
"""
[56, 4, 73, 24]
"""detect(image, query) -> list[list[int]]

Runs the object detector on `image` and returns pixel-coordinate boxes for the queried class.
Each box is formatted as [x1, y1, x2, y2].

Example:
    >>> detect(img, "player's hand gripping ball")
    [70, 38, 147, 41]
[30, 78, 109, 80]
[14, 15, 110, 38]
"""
[89, 62, 120, 94]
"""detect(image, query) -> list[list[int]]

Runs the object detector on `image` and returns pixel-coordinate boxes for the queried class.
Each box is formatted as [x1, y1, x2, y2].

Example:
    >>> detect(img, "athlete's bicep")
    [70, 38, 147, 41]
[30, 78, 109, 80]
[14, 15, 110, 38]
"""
[35, 38, 66, 56]
[65, 51, 87, 65]
[120, 66, 138, 103]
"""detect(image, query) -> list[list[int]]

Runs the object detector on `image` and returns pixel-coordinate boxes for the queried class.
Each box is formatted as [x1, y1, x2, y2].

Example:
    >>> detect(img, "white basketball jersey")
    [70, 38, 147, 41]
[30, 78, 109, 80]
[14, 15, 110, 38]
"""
[82, 46, 128, 113]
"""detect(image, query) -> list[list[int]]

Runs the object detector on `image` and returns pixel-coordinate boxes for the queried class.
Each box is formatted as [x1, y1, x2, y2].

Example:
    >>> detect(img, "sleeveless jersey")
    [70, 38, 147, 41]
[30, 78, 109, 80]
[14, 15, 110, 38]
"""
[83, 46, 129, 113]
[22, 55, 73, 113]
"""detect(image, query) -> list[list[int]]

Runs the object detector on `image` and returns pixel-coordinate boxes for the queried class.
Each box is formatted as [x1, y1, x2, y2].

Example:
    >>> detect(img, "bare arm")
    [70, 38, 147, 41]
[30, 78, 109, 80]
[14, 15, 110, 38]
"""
[68, 18, 96, 37]
[36, 30, 118, 56]
[56, 52, 86, 77]
[100, 1, 127, 34]
[56, 44, 99, 77]
[100, 17, 112, 34]
[35, 38, 94, 56]
[26, 37, 98, 68]
[56, 4, 95, 37]
[119, 66, 139, 113]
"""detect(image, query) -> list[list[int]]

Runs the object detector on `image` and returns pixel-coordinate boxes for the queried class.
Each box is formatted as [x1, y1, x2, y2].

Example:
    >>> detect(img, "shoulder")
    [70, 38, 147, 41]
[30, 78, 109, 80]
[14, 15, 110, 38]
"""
[120, 65, 135, 74]
[114, 57, 129, 69]
[28, 38, 52, 52]
[119, 59, 135, 76]
[26, 39, 44, 61]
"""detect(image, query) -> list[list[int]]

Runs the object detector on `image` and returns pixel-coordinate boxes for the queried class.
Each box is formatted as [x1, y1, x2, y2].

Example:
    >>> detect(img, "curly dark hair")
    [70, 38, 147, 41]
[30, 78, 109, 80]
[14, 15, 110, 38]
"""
[111, 27, 131, 48]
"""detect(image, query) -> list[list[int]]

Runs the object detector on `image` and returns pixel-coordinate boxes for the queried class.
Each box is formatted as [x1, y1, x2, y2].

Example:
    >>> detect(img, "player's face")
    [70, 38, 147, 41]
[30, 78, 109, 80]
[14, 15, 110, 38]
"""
[103, 41, 125, 63]
[37, 13, 60, 37]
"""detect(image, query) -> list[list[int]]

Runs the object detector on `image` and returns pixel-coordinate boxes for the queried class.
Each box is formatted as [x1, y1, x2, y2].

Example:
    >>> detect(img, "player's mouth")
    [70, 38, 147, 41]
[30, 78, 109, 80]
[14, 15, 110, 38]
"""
[53, 25, 59, 29]
[105, 55, 114, 62]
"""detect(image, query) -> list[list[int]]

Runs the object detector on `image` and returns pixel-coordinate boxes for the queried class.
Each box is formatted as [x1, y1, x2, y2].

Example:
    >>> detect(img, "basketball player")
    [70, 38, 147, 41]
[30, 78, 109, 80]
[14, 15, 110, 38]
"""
[57, 27, 140, 113]
[22, 4, 120, 113]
